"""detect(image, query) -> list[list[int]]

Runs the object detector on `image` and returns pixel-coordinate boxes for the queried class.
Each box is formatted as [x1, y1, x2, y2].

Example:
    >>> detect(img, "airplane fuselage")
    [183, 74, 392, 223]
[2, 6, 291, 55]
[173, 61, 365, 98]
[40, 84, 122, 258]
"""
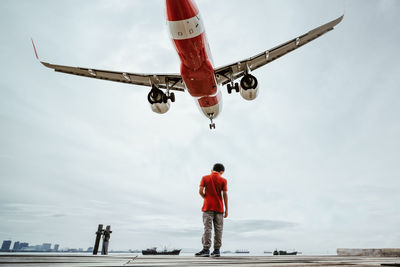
[166, 0, 222, 120]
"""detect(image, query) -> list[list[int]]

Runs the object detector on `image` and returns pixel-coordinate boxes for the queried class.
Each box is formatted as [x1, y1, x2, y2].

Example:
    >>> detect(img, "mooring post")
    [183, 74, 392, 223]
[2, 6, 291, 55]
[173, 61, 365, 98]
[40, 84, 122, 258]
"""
[101, 225, 112, 255]
[93, 224, 103, 255]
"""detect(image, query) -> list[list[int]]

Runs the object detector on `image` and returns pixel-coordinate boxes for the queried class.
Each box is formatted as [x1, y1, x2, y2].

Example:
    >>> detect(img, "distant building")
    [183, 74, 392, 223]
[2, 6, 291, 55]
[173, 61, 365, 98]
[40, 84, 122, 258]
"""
[19, 243, 29, 250]
[54, 244, 59, 252]
[1, 240, 12, 252]
[42, 243, 51, 251]
[29, 245, 42, 251]
[87, 247, 93, 252]
[12, 241, 20, 251]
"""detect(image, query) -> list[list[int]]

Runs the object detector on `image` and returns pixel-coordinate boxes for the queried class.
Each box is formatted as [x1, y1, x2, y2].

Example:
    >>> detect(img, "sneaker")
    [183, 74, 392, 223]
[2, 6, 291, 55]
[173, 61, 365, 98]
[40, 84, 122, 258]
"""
[195, 249, 210, 257]
[211, 249, 220, 257]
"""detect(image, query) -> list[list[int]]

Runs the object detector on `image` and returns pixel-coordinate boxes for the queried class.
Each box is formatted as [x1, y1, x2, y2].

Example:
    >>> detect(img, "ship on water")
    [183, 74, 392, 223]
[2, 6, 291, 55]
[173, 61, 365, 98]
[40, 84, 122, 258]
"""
[142, 247, 181, 255]
[235, 249, 250, 254]
[273, 249, 298, 255]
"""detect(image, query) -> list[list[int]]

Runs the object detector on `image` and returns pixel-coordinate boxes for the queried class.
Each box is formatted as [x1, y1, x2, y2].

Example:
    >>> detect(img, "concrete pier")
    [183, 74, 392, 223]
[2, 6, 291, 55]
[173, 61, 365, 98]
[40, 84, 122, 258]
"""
[337, 248, 400, 257]
[0, 254, 400, 266]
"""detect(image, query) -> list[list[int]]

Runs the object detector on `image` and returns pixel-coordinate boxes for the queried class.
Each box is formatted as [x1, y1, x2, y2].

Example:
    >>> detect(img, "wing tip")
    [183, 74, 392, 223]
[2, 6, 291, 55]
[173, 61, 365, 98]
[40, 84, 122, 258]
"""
[333, 14, 345, 27]
[31, 38, 40, 60]
[31, 38, 52, 68]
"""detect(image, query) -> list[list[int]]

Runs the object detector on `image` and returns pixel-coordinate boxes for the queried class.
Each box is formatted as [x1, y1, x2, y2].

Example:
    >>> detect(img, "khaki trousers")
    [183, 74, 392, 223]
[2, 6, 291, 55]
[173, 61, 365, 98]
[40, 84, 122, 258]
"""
[202, 211, 224, 250]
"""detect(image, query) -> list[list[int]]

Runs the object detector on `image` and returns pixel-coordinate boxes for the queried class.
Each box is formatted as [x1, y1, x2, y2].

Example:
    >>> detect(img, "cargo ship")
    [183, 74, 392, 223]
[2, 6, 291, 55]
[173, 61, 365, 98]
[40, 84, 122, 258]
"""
[273, 250, 298, 255]
[235, 249, 250, 254]
[142, 247, 181, 255]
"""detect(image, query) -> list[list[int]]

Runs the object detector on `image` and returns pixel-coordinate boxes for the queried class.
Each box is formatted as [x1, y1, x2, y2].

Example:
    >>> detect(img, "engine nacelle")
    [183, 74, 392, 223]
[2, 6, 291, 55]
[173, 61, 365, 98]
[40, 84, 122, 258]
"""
[148, 87, 170, 114]
[150, 102, 170, 114]
[240, 74, 259, 101]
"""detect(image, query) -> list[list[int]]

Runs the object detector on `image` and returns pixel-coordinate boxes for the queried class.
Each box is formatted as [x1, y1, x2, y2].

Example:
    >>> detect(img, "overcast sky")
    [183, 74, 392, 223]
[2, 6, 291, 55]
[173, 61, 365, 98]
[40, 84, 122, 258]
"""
[1, 0, 399, 254]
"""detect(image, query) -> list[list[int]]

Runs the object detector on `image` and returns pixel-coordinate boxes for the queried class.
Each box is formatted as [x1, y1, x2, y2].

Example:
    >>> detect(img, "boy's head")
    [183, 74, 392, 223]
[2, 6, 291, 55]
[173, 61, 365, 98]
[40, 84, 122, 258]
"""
[212, 163, 225, 173]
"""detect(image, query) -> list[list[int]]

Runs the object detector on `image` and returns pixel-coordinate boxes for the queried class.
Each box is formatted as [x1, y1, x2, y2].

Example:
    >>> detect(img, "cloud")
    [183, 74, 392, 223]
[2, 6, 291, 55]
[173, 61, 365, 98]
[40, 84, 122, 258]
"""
[117, 217, 298, 240]
[51, 214, 66, 218]
[0, 203, 71, 219]
[225, 219, 298, 233]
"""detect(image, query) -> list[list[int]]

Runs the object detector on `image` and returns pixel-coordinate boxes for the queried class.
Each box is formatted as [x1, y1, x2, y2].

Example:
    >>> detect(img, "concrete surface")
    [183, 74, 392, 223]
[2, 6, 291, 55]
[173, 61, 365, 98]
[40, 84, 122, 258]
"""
[1, 254, 400, 266]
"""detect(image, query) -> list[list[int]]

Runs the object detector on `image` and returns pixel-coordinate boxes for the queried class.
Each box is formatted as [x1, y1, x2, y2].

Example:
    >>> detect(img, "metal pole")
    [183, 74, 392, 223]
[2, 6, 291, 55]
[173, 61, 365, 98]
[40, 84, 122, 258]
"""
[93, 224, 103, 255]
[101, 225, 112, 255]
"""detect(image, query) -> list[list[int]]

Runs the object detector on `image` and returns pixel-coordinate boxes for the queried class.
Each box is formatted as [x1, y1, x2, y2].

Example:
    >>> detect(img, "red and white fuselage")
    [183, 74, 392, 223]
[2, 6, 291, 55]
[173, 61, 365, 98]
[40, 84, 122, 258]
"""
[166, 0, 222, 120]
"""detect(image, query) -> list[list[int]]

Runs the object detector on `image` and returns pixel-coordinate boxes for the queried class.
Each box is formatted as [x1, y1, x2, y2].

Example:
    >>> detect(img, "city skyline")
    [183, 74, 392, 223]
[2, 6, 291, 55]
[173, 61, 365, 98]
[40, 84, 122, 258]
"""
[1, 239, 59, 252]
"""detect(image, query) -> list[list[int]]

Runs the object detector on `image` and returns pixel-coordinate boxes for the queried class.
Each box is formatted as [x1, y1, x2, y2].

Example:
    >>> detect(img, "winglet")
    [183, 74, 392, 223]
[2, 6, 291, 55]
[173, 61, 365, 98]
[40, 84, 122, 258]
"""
[31, 38, 40, 60]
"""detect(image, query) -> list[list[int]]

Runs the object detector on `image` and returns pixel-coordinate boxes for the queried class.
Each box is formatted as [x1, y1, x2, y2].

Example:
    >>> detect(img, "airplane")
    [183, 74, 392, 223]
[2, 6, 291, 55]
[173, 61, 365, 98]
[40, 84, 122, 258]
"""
[32, 0, 343, 129]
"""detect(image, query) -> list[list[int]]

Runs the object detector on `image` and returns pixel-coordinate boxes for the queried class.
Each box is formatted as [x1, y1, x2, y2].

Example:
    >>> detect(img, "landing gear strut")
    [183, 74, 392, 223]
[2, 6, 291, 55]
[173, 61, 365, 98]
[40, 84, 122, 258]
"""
[208, 114, 215, 129]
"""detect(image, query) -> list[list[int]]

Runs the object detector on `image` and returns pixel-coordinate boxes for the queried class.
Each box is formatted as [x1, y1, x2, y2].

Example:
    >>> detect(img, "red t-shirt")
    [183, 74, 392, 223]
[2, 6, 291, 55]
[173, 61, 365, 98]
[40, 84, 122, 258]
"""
[200, 171, 227, 213]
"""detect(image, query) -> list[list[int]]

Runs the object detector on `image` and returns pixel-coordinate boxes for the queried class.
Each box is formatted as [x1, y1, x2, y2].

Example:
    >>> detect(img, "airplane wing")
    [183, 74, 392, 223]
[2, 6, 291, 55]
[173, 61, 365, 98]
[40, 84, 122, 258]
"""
[31, 40, 185, 92]
[214, 15, 344, 86]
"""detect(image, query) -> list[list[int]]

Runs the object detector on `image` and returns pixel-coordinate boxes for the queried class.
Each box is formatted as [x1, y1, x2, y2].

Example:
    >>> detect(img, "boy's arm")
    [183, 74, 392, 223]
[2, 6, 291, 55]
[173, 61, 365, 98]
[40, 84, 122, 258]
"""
[223, 191, 228, 218]
[199, 186, 205, 199]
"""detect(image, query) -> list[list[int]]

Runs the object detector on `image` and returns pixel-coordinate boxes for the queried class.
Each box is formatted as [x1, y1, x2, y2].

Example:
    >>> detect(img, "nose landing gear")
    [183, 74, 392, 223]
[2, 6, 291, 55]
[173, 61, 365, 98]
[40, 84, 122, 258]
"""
[208, 114, 216, 129]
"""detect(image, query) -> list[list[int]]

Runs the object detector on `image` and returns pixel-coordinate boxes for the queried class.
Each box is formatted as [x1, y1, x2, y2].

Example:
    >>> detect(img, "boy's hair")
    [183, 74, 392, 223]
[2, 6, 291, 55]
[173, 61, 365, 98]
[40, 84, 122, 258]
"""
[213, 163, 225, 173]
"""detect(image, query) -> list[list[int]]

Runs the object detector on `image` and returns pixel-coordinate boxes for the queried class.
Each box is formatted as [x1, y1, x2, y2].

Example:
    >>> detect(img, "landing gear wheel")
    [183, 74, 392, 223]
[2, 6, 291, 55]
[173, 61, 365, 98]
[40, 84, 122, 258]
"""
[234, 82, 239, 92]
[170, 92, 175, 102]
[227, 84, 232, 94]
[162, 92, 176, 103]
[208, 113, 216, 130]
[227, 83, 239, 94]
[162, 93, 168, 103]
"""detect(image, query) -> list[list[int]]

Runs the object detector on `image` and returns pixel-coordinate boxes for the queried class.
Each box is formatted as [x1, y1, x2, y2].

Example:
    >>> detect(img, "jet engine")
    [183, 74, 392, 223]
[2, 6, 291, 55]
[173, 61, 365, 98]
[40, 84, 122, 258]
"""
[240, 74, 259, 101]
[147, 87, 170, 114]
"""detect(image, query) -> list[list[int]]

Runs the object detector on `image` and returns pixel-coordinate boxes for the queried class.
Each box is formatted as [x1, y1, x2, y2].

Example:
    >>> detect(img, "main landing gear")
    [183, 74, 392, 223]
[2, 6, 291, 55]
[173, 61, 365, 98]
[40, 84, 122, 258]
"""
[227, 82, 239, 94]
[208, 114, 215, 129]
[162, 92, 175, 103]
